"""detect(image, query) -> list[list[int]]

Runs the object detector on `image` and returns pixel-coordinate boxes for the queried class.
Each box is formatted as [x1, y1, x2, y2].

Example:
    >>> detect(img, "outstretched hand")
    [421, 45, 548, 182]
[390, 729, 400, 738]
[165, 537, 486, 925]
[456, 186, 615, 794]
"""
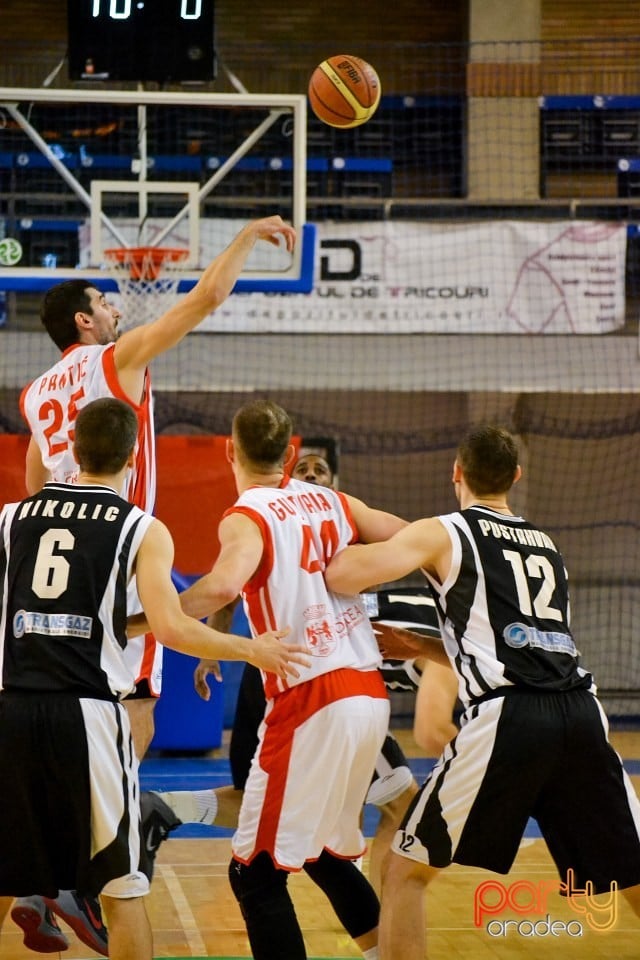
[250, 627, 311, 679]
[252, 216, 297, 253]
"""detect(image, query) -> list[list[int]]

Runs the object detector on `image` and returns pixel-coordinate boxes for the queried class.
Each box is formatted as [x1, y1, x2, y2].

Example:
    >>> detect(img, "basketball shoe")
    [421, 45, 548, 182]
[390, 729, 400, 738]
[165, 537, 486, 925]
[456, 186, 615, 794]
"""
[45, 891, 108, 957]
[140, 790, 182, 879]
[366, 765, 415, 806]
[11, 896, 69, 953]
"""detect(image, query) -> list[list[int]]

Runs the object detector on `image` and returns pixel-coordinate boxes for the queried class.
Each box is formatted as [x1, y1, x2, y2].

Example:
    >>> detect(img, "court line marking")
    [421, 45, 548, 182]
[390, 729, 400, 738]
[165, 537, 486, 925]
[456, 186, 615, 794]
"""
[157, 863, 208, 957]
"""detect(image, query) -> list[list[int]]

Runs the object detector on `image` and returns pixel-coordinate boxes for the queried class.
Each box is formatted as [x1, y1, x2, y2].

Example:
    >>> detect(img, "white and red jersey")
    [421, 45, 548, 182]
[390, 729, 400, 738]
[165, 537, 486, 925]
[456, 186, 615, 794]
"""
[228, 475, 381, 699]
[20, 341, 159, 695]
[20, 342, 155, 512]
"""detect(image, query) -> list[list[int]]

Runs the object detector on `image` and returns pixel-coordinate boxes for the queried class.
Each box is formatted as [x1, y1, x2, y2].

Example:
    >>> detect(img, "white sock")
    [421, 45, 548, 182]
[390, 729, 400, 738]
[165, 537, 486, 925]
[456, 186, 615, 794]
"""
[362, 948, 379, 959]
[192, 789, 218, 824]
[157, 790, 218, 825]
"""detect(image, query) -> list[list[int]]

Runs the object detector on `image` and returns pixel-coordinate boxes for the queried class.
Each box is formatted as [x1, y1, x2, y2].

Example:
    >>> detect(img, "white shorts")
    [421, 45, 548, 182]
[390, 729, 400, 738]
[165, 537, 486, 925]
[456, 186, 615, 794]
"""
[232, 668, 389, 870]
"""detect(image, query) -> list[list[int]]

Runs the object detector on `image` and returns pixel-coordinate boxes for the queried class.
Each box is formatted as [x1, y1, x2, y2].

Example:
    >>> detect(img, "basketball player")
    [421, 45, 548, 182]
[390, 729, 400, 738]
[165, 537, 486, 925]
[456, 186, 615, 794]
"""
[142, 449, 409, 952]
[140, 457, 458, 914]
[172, 400, 411, 960]
[184, 456, 428, 897]
[13, 214, 296, 953]
[0, 398, 308, 960]
[325, 423, 640, 960]
[138, 459, 345, 853]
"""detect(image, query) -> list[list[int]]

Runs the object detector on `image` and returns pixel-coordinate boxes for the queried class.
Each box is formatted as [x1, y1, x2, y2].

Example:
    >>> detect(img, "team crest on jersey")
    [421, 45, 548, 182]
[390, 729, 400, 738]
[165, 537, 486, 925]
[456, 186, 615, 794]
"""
[305, 619, 336, 656]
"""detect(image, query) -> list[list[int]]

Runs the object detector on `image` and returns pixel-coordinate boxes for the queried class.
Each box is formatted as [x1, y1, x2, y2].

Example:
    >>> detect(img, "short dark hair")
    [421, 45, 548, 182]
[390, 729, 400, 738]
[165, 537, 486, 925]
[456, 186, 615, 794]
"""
[457, 425, 519, 496]
[292, 454, 334, 487]
[40, 280, 96, 351]
[74, 398, 138, 475]
[232, 399, 292, 470]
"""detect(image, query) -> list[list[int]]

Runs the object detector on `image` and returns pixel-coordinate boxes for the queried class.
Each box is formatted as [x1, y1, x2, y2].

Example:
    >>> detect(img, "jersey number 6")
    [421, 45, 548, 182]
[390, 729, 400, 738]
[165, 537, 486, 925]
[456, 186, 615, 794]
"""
[32, 528, 74, 599]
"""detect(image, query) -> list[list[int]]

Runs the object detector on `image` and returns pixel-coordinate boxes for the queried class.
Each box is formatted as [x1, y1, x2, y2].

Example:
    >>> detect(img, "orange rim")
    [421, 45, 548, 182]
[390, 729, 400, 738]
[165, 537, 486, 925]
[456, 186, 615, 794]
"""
[104, 246, 189, 281]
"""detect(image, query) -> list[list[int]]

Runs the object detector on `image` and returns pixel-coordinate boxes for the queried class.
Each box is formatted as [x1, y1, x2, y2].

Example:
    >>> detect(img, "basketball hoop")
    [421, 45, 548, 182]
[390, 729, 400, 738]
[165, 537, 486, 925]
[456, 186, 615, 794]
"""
[103, 246, 190, 327]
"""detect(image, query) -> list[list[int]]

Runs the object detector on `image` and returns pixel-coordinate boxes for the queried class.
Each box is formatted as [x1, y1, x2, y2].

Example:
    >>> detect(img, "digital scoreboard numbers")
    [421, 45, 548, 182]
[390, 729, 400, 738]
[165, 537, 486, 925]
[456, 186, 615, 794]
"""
[67, 0, 216, 83]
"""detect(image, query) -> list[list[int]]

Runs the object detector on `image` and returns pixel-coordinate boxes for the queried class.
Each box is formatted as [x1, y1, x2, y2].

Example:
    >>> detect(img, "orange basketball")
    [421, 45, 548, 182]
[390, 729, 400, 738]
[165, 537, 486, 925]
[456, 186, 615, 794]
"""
[308, 55, 381, 129]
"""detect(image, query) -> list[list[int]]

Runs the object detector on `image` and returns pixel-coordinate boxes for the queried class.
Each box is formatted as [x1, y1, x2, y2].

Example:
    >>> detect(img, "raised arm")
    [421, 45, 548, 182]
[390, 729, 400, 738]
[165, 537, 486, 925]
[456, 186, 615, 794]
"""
[113, 216, 296, 396]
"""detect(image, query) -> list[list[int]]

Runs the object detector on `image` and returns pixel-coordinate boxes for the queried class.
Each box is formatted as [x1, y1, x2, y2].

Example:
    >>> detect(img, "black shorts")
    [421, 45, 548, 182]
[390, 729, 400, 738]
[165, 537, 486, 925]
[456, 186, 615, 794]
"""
[395, 688, 640, 893]
[0, 692, 148, 898]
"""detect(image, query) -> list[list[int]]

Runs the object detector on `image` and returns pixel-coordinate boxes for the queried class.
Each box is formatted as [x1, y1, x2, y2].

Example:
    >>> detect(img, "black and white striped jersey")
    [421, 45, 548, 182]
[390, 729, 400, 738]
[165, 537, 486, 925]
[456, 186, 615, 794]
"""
[424, 506, 593, 704]
[363, 586, 442, 693]
[0, 482, 153, 699]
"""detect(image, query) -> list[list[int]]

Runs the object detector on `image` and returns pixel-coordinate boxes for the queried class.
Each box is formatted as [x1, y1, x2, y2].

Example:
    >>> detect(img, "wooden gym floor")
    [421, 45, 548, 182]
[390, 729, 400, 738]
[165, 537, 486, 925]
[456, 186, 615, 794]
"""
[1, 729, 639, 959]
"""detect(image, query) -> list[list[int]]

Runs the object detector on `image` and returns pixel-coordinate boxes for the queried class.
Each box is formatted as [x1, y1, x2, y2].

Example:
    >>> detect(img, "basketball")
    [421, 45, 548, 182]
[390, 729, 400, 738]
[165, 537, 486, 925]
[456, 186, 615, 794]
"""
[308, 55, 381, 129]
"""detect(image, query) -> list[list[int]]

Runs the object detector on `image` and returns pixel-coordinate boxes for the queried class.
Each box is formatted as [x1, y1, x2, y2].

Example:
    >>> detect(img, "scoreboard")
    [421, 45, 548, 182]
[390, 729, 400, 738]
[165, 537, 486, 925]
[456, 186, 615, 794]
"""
[67, 0, 216, 83]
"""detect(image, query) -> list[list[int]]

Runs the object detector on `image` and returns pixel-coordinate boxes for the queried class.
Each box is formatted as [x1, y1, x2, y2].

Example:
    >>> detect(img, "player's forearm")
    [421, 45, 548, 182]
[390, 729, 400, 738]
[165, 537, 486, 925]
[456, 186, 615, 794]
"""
[325, 544, 384, 595]
[179, 573, 238, 621]
[127, 594, 238, 642]
[157, 613, 246, 660]
[207, 598, 239, 632]
[114, 222, 269, 368]
[187, 221, 263, 312]
[186, 216, 295, 313]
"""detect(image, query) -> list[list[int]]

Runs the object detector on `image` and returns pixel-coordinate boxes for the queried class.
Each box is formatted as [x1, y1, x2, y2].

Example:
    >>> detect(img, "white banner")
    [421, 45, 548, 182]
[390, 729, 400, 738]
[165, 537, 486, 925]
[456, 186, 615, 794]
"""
[203, 220, 626, 334]
[82, 218, 627, 334]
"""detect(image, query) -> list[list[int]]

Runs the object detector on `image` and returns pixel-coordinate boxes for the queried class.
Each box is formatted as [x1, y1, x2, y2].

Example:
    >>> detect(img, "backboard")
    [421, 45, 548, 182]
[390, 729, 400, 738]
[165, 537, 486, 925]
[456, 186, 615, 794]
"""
[0, 86, 314, 293]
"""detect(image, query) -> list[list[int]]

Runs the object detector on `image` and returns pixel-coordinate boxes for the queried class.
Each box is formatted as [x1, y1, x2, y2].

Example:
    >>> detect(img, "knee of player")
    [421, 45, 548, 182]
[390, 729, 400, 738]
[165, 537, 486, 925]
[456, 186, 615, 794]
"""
[228, 852, 287, 905]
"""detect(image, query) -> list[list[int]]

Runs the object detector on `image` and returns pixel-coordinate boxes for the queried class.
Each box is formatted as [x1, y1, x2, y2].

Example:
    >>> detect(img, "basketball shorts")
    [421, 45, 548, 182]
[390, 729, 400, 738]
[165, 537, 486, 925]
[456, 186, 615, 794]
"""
[0, 692, 149, 899]
[232, 668, 389, 870]
[392, 688, 640, 894]
[231, 666, 414, 804]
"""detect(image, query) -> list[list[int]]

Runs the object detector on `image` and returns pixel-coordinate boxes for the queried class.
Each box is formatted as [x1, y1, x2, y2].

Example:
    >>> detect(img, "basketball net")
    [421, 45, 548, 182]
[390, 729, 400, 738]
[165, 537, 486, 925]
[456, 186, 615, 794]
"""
[103, 247, 189, 327]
